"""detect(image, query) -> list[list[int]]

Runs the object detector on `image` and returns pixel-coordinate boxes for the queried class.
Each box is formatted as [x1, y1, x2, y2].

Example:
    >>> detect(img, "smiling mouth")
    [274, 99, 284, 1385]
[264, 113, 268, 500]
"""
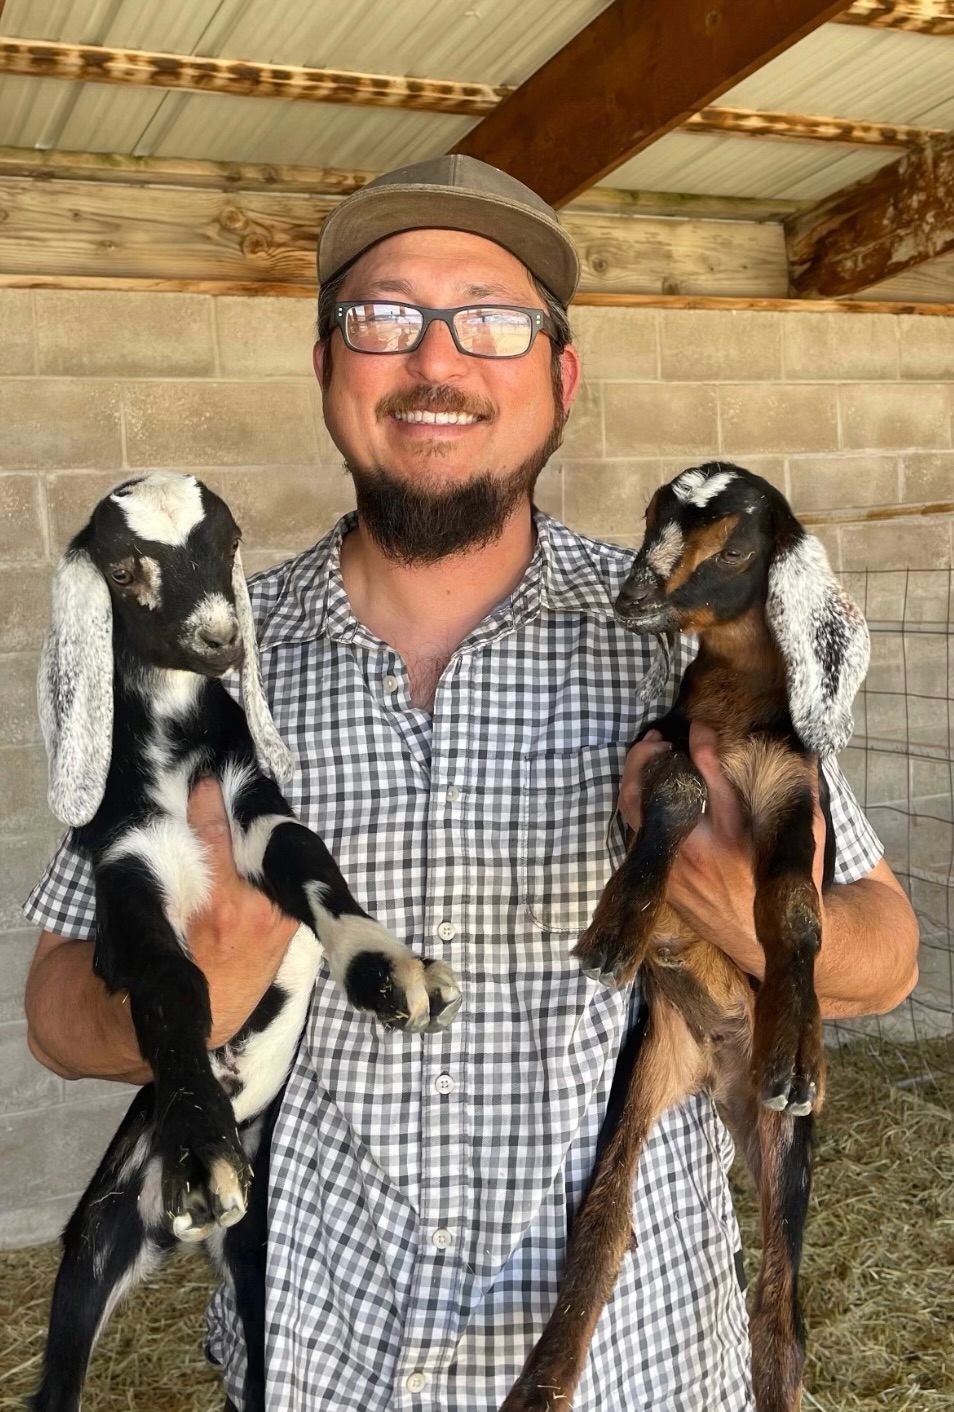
[391, 410, 484, 426]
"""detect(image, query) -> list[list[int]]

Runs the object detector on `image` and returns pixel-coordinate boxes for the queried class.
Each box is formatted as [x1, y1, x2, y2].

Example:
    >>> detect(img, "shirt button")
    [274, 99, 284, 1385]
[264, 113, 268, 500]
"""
[383, 673, 399, 692]
[437, 920, 456, 941]
[445, 784, 461, 802]
[434, 1072, 455, 1095]
[405, 1371, 427, 1392]
[432, 1227, 453, 1249]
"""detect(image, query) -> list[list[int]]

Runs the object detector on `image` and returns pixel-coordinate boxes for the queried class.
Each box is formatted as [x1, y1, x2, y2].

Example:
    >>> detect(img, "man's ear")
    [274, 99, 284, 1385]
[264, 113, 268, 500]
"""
[558, 342, 582, 414]
[312, 341, 325, 385]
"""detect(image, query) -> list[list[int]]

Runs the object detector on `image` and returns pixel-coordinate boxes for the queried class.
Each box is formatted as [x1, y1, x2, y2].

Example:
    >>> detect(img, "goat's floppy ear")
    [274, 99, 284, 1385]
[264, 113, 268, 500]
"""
[232, 548, 294, 787]
[38, 547, 114, 826]
[766, 532, 870, 756]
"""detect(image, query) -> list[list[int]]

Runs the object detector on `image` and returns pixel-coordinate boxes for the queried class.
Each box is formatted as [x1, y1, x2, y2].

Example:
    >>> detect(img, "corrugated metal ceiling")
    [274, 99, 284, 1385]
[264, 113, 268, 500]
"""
[1, 2, 951, 200]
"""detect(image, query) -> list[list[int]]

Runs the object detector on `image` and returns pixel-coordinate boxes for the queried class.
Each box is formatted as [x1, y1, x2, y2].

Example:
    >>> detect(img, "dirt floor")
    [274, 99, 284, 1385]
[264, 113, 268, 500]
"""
[2, 1035, 952, 1411]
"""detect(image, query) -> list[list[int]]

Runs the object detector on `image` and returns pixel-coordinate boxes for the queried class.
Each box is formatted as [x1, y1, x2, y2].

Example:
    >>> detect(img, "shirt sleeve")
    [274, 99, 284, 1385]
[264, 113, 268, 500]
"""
[822, 756, 884, 884]
[22, 831, 97, 939]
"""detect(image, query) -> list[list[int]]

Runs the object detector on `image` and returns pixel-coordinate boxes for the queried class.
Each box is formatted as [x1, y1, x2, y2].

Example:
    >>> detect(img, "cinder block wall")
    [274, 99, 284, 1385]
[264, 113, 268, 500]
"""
[1, 289, 951, 1246]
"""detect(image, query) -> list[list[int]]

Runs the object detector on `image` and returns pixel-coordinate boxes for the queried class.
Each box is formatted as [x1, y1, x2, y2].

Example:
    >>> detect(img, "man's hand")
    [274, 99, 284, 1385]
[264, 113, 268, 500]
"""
[186, 779, 299, 1050]
[618, 722, 827, 983]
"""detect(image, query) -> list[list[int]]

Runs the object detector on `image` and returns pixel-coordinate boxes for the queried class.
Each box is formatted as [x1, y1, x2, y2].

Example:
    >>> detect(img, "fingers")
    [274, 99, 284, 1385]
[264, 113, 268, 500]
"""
[187, 778, 237, 885]
[687, 721, 744, 843]
[619, 729, 671, 831]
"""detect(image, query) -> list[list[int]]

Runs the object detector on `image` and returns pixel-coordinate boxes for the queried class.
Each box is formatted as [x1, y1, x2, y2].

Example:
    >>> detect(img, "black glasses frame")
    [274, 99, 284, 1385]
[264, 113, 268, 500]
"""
[333, 301, 556, 359]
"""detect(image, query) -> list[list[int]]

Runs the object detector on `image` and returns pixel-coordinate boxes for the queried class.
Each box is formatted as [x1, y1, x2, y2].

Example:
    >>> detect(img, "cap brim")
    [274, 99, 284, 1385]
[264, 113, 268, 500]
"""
[318, 183, 580, 305]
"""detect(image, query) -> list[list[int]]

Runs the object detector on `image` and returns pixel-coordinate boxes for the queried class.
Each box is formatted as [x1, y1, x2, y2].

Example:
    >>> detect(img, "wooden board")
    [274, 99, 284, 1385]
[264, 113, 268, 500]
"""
[452, 0, 852, 206]
[833, 1, 954, 35]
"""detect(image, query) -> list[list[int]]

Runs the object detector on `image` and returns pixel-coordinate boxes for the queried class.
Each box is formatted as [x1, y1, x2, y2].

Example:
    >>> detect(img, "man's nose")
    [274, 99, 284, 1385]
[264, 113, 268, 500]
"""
[405, 317, 468, 379]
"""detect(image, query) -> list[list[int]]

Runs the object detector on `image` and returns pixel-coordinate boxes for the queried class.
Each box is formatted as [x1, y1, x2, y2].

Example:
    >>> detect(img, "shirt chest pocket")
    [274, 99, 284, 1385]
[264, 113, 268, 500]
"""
[520, 742, 629, 936]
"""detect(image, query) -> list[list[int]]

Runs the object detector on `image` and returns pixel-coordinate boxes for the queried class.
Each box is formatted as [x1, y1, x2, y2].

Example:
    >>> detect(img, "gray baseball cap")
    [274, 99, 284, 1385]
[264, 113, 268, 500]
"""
[317, 154, 580, 306]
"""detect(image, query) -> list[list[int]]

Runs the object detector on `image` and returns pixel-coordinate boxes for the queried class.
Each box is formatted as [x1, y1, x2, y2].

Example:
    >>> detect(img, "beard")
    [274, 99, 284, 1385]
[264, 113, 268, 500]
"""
[346, 375, 567, 566]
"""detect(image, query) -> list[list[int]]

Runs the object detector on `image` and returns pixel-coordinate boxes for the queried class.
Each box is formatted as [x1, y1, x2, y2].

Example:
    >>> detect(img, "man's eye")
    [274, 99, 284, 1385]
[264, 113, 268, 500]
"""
[110, 567, 134, 585]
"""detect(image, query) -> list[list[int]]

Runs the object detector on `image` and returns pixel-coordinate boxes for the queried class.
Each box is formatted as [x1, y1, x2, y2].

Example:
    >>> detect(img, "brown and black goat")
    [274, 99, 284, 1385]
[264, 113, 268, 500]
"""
[502, 463, 870, 1412]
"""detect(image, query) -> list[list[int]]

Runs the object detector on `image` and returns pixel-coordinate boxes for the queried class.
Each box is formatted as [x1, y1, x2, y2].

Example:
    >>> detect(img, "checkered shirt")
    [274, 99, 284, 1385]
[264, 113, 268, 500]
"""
[26, 512, 883, 1412]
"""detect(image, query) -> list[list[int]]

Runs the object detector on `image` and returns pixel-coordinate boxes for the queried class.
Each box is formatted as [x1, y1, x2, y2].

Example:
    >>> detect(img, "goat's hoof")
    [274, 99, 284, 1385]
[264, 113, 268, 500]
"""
[573, 928, 634, 989]
[159, 1106, 252, 1242]
[345, 937, 462, 1033]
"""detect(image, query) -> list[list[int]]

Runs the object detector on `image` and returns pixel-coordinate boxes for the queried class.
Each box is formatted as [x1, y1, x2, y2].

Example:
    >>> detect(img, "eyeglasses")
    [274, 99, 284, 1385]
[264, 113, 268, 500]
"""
[333, 302, 556, 359]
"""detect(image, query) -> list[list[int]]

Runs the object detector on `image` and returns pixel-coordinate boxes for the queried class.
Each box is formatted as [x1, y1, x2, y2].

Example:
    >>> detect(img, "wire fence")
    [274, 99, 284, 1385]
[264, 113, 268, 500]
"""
[828, 566, 954, 1108]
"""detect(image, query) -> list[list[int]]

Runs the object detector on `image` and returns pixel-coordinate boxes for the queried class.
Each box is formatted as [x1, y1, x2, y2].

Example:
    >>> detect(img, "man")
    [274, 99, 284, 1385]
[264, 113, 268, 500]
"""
[25, 156, 918, 1410]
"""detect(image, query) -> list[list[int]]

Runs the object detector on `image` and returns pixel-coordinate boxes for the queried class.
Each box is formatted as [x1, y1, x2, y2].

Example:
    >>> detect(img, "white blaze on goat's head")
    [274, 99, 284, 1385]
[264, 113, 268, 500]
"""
[646, 521, 684, 578]
[672, 466, 737, 508]
[111, 472, 205, 546]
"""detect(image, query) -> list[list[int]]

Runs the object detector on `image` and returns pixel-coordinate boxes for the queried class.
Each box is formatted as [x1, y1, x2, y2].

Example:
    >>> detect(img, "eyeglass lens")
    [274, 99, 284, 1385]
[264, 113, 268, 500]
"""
[343, 304, 534, 357]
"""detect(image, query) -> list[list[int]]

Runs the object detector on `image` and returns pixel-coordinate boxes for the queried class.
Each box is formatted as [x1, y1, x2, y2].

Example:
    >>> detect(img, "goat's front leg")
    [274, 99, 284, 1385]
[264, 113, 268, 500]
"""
[751, 782, 825, 1116]
[227, 770, 461, 1032]
[574, 750, 706, 987]
[95, 863, 252, 1240]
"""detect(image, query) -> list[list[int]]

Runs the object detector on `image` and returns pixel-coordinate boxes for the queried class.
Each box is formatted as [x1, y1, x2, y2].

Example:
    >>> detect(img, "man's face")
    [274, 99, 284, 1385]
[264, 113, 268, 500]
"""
[314, 229, 581, 503]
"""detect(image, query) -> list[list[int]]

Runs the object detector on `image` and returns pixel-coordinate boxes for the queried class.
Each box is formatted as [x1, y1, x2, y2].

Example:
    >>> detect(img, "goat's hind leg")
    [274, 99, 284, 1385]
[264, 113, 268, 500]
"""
[501, 973, 708, 1412]
[574, 749, 706, 987]
[226, 771, 461, 1032]
[32, 1088, 176, 1412]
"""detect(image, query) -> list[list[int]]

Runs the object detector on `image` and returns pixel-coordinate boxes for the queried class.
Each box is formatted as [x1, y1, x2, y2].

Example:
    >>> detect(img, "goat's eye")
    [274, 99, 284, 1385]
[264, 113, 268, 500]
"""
[110, 567, 134, 586]
[717, 547, 750, 566]
[231, 538, 240, 557]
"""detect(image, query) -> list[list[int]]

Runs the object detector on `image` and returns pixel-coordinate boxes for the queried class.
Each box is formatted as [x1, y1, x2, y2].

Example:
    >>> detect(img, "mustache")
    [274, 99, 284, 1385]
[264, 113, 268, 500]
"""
[376, 384, 495, 421]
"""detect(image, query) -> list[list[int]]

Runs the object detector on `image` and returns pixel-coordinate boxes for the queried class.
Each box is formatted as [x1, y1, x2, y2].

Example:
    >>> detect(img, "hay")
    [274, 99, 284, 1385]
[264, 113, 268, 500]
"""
[1, 1035, 951, 1410]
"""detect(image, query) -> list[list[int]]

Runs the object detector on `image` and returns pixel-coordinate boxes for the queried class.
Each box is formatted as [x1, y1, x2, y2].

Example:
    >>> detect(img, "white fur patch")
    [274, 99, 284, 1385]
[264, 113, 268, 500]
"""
[217, 923, 323, 1125]
[137, 556, 162, 610]
[112, 472, 204, 546]
[92, 1240, 164, 1351]
[766, 533, 870, 755]
[39, 549, 114, 826]
[146, 668, 203, 721]
[646, 522, 684, 577]
[232, 813, 290, 883]
[104, 817, 211, 941]
[305, 889, 431, 1028]
[184, 592, 236, 648]
[673, 467, 736, 507]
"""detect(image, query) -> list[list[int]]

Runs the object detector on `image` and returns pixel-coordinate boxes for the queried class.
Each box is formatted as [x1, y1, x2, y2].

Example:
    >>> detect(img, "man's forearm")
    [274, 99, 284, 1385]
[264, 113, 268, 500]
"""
[25, 934, 150, 1085]
[815, 874, 919, 1019]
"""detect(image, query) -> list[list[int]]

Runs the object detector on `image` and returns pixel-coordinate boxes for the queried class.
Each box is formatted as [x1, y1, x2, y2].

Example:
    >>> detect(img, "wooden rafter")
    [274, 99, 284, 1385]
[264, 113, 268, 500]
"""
[0, 37, 506, 115]
[684, 105, 947, 148]
[452, 0, 854, 207]
[786, 132, 954, 296]
[833, 1, 954, 35]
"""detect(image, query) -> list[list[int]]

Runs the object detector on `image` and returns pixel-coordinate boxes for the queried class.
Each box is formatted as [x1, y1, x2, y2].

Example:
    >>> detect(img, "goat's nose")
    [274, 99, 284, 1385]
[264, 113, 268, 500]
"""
[199, 622, 239, 651]
[618, 577, 657, 609]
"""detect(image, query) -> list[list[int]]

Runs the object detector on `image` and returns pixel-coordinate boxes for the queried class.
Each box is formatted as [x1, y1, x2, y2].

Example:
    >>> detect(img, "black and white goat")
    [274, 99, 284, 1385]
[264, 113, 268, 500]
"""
[502, 464, 869, 1412]
[32, 471, 462, 1412]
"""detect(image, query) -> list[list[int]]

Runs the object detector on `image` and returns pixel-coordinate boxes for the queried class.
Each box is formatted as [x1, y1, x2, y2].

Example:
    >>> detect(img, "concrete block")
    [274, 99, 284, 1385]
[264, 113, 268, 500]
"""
[0, 473, 46, 563]
[899, 452, 954, 504]
[839, 383, 951, 451]
[720, 384, 838, 455]
[0, 565, 53, 651]
[0, 1093, 130, 1210]
[204, 464, 355, 558]
[533, 461, 563, 520]
[0, 1021, 62, 1115]
[0, 1191, 78, 1248]
[0, 931, 36, 1025]
[46, 471, 133, 555]
[563, 460, 662, 545]
[840, 515, 952, 571]
[866, 632, 906, 693]
[899, 316, 954, 379]
[0, 830, 63, 933]
[560, 380, 603, 459]
[0, 291, 35, 376]
[0, 380, 123, 469]
[660, 309, 781, 382]
[35, 291, 215, 378]
[604, 383, 718, 458]
[215, 296, 317, 377]
[783, 312, 898, 381]
[124, 381, 317, 467]
[787, 455, 898, 514]
[571, 306, 659, 381]
[0, 746, 55, 837]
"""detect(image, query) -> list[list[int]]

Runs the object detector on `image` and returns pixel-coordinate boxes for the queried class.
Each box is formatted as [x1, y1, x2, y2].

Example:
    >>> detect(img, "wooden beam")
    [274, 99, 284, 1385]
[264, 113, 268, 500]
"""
[684, 105, 947, 148]
[833, 1, 954, 35]
[0, 174, 786, 296]
[452, 0, 851, 207]
[786, 132, 954, 296]
[0, 146, 807, 222]
[0, 37, 507, 115]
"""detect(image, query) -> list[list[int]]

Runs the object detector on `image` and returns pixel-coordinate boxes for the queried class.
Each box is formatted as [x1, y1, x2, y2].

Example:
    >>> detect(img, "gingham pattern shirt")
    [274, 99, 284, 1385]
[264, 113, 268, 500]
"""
[26, 512, 883, 1412]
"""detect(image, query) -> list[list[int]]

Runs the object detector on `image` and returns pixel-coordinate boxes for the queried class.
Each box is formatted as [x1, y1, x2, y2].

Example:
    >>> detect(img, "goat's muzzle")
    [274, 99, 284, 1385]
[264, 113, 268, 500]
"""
[614, 572, 670, 632]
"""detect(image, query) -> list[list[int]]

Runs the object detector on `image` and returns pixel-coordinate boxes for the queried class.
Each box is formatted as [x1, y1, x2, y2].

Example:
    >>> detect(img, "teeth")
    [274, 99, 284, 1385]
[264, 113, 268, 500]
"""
[394, 410, 480, 425]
